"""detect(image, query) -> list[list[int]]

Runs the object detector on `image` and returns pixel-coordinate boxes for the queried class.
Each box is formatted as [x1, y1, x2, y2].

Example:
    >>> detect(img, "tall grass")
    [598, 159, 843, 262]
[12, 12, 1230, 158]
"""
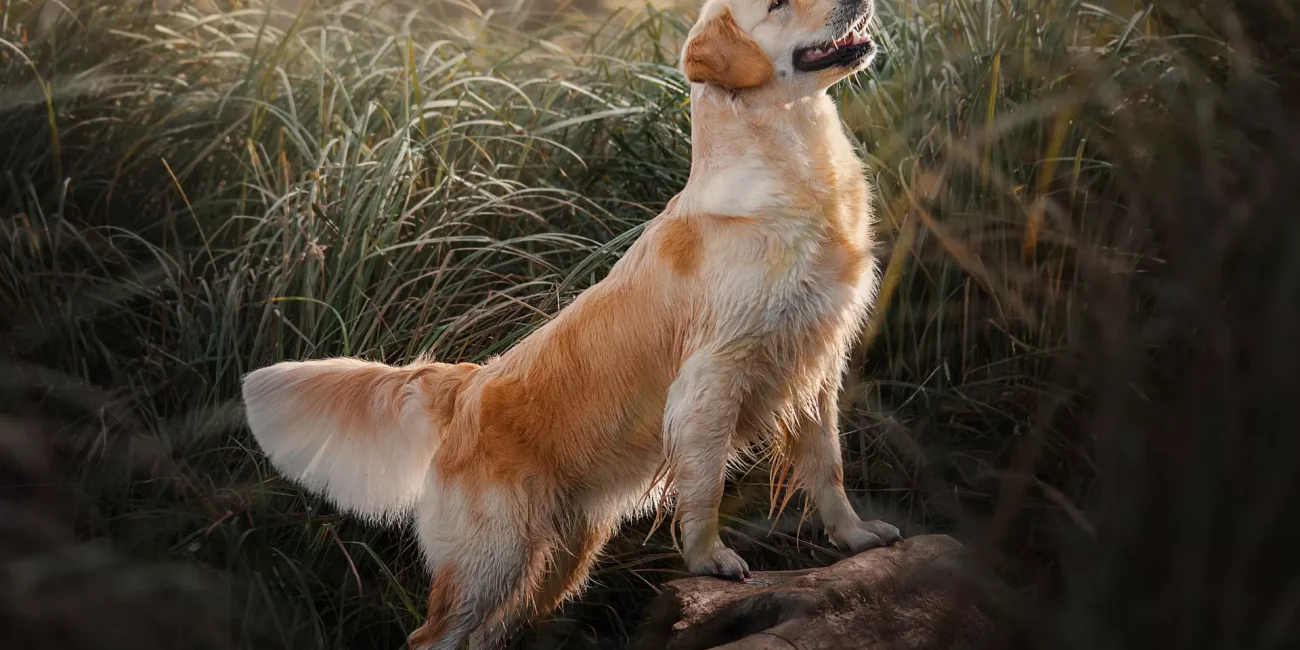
[3, 0, 1298, 648]
[3, 2, 696, 646]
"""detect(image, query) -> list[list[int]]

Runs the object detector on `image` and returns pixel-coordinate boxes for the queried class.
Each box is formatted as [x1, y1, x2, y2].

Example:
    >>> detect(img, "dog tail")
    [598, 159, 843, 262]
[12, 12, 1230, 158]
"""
[241, 357, 476, 522]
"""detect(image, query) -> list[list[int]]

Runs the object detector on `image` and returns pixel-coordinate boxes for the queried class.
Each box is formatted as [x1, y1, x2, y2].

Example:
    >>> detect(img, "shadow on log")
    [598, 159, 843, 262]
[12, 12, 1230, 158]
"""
[632, 535, 1025, 650]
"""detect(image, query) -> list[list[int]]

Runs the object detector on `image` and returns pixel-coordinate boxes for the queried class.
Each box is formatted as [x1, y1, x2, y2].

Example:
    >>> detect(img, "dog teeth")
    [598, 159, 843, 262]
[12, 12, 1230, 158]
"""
[805, 46, 833, 60]
[803, 25, 871, 63]
[829, 29, 869, 49]
[838, 31, 869, 47]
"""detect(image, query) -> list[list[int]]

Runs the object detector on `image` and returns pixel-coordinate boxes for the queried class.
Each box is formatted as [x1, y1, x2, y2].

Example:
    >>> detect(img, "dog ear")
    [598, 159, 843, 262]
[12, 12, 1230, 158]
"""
[682, 7, 773, 90]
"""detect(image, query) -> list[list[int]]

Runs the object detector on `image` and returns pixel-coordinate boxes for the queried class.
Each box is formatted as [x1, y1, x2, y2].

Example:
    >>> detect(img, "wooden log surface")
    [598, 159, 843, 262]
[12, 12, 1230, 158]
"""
[632, 535, 1024, 650]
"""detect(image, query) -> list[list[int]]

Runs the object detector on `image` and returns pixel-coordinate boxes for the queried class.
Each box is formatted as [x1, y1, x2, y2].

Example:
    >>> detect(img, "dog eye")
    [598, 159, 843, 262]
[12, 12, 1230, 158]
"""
[768, 0, 787, 11]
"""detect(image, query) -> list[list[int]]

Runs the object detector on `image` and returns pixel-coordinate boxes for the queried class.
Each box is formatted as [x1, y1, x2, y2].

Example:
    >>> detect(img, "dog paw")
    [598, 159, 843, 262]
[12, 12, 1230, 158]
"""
[829, 518, 903, 553]
[686, 544, 751, 580]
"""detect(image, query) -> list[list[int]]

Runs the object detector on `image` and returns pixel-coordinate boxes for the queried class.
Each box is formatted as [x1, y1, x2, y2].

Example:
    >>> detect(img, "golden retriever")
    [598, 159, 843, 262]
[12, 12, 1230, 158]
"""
[241, 0, 899, 646]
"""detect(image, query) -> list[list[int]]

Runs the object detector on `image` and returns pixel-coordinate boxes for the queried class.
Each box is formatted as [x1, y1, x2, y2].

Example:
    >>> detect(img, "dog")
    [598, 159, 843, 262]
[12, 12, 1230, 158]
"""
[241, 0, 899, 646]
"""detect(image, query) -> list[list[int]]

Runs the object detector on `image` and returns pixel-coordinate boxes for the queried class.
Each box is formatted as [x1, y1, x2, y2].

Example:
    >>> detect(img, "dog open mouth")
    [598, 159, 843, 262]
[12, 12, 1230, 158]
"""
[792, 22, 874, 72]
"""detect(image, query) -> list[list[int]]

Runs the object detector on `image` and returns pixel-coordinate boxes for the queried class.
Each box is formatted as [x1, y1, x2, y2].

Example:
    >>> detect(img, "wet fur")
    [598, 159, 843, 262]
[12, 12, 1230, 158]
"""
[241, 0, 900, 647]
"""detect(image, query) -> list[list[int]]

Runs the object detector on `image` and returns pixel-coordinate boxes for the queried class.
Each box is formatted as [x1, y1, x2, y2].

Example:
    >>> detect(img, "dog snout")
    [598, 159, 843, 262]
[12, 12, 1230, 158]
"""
[832, 0, 874, 30]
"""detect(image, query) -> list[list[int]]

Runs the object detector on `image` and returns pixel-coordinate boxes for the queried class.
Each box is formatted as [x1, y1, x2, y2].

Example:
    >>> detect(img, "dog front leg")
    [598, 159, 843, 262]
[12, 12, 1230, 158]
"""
[793, 382, 901, 553]
[664, 351, 750, 580]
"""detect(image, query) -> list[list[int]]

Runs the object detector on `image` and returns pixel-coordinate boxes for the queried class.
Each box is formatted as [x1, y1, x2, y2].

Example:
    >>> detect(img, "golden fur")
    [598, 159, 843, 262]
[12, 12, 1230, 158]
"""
[241, 0, 900, 647]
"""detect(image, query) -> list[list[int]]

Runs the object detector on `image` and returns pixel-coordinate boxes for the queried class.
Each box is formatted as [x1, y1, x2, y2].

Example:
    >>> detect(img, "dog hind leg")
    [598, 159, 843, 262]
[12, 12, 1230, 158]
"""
[409, 488, 558, 650]
[528, 520, 616, 621]
[407, 536, 552, 650]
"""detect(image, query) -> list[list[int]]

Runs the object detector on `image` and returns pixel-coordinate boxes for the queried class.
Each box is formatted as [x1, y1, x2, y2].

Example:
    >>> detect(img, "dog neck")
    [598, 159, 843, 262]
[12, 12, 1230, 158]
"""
[674, 83, 866, 222]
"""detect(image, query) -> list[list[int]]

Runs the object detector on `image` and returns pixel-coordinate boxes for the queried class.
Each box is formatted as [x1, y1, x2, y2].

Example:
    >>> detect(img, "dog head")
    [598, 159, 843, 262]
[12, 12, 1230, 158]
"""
[681, 0, 876, 97]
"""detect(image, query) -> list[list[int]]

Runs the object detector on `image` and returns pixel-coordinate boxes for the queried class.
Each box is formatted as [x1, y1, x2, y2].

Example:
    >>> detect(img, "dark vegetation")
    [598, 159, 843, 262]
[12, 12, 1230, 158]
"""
[2, 0, 1298, 648]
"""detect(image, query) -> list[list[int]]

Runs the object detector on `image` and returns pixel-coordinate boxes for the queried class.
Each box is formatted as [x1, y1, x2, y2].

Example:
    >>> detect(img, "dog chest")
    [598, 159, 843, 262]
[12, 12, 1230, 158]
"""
[759, 228, 874, 337]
